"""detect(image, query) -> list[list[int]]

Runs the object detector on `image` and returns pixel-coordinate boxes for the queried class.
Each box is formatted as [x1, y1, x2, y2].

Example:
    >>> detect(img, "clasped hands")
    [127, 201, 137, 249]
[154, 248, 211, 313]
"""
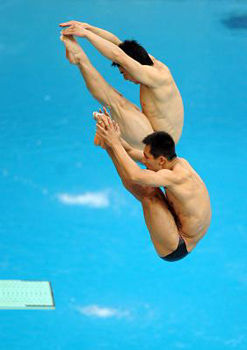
[95, 108, 121, 149]
[60, 20, 89, 38]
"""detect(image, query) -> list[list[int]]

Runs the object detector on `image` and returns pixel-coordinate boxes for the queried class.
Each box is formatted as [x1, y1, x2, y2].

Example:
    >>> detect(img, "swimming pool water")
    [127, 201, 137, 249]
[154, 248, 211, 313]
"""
[0, 1, 247, 349]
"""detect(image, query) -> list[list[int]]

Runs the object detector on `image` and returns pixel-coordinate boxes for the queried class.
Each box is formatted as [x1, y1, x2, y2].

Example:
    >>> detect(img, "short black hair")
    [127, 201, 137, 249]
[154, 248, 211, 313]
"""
[112, 40, 154, 67]
[142, 132, 177, 161]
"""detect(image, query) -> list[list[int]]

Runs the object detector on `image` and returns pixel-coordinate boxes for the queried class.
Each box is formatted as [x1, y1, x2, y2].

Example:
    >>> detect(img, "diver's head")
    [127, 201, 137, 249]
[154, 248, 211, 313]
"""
[117, 66, 139, 84]
[112, 40, 153, 83]
[142, 132, 177, 171]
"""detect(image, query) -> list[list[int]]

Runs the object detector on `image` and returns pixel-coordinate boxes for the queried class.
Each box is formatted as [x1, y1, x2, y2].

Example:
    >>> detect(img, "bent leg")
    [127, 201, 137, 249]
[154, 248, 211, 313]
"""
[119, 181, 181, 256]
[141, 189, 180, 257]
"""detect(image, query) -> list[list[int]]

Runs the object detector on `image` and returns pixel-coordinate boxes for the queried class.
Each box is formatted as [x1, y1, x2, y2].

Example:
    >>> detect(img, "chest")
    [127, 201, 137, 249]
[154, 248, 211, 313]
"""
[165, 189, 177, 207]
[140, 85, 155, 112]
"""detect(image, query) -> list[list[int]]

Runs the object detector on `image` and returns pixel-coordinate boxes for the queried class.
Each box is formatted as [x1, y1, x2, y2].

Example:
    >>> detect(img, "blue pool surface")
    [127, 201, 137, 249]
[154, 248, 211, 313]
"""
[0, 1, 247, 349]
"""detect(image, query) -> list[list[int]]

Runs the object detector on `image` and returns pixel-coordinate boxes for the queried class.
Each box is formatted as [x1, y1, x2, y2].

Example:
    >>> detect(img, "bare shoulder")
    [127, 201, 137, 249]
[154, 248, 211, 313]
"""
[178, 157, 192, 169]
[149, 54, 171, 74]
[171, 159, 193, 182]
[157, 168, 181, 185]
[177, 158, 205, 184]
[180, 158, 203, 176]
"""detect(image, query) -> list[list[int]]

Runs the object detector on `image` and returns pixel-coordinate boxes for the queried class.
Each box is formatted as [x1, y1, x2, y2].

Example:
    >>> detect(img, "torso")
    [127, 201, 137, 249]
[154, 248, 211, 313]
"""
[164, 158, 212, 252]
[140, 59, 184, 144]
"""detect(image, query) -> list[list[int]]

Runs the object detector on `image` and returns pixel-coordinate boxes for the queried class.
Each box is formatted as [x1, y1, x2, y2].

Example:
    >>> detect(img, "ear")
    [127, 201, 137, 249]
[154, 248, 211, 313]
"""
[158, 156, 167, 166]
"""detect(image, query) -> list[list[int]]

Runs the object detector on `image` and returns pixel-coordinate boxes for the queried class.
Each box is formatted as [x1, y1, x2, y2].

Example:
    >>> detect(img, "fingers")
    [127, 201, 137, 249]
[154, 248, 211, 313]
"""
[94, 109, 115, 131]
[97, 116, 112, 132]
[97, 120, 106, 131]
[100, 107, 112, 127]
[110, 118, 120, 132]
[59, 20, 77, 27]
[93, 111, 104, 123]
[60, 33, 72, 41]
[60, 21, 87, 38]
[95, 131, 106, 149]
[103, 106, 110, 116]
[96, 114, 108, 127]
[96, 123, 106, 133]
[98, 107, 109, 117]
[115, 121, 120, 132]
[95, 129, 104, 139]
[112, 120, 118, 131]
[102, 115, 113, 129]
[59, 20, 87, 28]
[61, 28, 74, 36]
[93, 111, 98, 121]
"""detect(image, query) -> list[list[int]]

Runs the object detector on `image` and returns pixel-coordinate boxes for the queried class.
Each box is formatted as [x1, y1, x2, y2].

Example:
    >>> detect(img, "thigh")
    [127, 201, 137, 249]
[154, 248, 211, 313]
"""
[122, 179, 149, 202]
[141, 188, 180, 256]
[109, 93, 153, 150]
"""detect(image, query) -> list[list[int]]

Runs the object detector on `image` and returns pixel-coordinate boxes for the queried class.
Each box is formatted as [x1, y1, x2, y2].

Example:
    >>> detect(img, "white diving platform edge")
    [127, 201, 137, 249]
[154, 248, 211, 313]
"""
[0, 280, 55, 310]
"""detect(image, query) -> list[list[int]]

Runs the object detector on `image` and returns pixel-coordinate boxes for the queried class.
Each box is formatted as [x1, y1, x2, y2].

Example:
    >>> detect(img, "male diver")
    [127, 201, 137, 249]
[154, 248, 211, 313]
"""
[95, 111, 211, 262]
[60, 21, 184, 149]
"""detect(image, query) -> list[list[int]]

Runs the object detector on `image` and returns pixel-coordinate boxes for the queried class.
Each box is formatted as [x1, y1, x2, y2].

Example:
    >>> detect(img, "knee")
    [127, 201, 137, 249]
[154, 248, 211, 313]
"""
[142, 193, 159, 205]
[121, 179, 137, 194]
[142, 188, 165, 204]
[121, 178, 131, 189]
[142, 196, 155, 206]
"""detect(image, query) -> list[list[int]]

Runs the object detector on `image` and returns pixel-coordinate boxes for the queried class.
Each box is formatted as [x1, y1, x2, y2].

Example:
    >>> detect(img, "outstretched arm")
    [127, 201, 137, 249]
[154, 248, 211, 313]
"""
[61, 26, 166, 88]
[60, 20, 122, 45]
[87, 24, 122, 45]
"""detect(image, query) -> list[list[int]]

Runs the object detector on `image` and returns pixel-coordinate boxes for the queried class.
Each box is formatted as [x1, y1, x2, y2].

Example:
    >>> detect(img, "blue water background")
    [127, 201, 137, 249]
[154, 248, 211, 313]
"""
[0, 0, 247, 349]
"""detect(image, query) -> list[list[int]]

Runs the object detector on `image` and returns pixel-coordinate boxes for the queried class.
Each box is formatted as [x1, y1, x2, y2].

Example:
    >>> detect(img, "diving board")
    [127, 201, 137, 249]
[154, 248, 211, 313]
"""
[0, 280, 55, 310]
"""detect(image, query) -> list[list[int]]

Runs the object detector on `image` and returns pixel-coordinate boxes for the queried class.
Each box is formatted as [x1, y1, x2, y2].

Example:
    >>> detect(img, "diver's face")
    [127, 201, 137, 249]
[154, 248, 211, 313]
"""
[118, 66, 139, 84]
[142, 145, 161, 171]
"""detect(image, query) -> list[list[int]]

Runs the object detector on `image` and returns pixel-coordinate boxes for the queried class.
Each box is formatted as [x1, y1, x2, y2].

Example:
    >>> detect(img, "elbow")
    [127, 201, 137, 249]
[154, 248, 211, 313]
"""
[122, 173, 136, 183]
[129, 170, 143, 184]
[129, 173, 138, 183]
[122, 171, 138, 184]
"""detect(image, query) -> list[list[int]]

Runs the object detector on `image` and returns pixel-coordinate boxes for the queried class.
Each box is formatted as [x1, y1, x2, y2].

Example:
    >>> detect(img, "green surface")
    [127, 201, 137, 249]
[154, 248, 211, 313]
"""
[0, 281, 55, 310]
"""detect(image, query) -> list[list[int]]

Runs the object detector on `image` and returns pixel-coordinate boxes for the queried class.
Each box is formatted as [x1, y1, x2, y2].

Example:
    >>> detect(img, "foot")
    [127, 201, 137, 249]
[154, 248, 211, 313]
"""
[94, 132, 105, 147]
[66, 48, 77, 65]
[93, 111, 106, 148]
[60, 34, 83, 65]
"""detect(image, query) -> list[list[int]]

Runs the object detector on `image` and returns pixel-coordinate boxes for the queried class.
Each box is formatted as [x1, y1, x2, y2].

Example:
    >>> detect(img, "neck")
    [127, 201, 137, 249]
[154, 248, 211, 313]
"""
[165, 157, 179, 170]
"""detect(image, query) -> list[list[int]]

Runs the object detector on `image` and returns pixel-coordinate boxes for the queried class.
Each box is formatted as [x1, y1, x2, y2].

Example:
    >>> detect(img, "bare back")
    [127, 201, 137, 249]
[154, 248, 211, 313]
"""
[140, 58, 184, 144]
[165, 158, 211, 251]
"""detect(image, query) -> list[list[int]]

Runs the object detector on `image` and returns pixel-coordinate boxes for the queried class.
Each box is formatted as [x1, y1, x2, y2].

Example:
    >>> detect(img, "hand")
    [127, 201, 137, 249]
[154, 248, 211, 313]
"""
[96, 108, 121, 148]
[60, 21, 88, 38]
[60, 34, 83, 64]
[93, 107, 107, 149]
[60, 20, 90, 29]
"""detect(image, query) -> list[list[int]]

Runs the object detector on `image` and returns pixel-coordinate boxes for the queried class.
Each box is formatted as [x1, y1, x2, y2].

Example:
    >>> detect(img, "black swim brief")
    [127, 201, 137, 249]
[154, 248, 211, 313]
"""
[160, 236, 189, 262]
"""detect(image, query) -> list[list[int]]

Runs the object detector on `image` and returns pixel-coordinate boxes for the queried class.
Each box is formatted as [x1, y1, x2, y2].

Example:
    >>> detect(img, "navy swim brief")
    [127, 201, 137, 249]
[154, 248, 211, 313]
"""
[160, 236, 189, 262]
